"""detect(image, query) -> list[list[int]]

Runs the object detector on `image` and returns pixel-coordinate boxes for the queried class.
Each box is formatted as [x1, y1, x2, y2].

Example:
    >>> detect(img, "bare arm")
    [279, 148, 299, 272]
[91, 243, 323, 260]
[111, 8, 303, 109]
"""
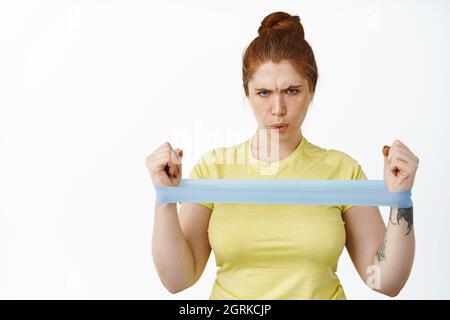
[344, 205, 415, 297]
[371, 206, 415, 295]
[146, 142, 212, 294]
[152, 202, 211, 294]
[345, 139, 418, 296]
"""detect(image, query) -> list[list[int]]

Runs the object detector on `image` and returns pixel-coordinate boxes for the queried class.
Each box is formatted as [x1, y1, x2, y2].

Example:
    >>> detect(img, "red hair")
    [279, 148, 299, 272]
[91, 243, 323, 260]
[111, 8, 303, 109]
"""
[242, 11, 318, 96]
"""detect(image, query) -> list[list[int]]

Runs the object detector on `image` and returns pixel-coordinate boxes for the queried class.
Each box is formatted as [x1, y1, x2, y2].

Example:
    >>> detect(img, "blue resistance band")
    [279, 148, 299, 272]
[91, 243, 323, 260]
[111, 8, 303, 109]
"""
[155, 179, 413, 208]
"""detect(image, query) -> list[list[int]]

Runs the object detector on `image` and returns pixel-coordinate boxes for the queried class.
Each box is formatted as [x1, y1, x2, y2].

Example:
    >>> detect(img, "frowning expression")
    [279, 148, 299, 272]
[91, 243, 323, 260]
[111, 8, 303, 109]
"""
[247, 60, 313, 140]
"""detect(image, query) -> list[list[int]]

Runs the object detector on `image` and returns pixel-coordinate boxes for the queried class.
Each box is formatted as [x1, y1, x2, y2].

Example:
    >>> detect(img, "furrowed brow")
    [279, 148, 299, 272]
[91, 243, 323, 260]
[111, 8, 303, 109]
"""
[254, 84, 302, 91]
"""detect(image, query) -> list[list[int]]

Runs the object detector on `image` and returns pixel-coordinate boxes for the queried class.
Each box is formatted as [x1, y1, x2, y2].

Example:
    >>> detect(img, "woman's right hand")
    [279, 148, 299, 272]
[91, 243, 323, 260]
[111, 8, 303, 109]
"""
[145, 142, 183, 187]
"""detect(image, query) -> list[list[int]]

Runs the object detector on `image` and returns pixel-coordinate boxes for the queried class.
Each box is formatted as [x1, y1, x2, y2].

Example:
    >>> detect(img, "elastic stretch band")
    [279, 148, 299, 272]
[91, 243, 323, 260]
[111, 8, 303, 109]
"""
[155, 179, 413, 208]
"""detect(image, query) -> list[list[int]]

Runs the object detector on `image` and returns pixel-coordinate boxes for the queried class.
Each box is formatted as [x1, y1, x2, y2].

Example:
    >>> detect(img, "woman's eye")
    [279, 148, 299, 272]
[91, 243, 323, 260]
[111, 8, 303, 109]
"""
[258, 90, 269, 97]
[287, 88, 299, 95]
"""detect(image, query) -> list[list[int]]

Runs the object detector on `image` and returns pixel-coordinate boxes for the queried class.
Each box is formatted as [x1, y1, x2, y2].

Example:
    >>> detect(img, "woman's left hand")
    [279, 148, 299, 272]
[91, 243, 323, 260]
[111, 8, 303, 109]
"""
[382, 139, 419, 192]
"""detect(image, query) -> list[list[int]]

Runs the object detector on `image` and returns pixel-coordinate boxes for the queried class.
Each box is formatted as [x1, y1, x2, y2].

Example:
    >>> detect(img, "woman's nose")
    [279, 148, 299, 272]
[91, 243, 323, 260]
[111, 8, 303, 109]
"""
[271, 94, 287, 115]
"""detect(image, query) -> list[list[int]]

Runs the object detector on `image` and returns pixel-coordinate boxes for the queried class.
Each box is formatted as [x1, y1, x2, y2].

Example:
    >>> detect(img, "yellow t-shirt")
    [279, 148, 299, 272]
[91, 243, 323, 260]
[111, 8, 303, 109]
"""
[188, 136, 367, 300]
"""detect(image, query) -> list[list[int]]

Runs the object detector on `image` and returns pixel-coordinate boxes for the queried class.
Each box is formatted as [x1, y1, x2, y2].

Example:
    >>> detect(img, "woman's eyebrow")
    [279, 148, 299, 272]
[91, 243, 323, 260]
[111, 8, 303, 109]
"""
[254, 84, 302, 91]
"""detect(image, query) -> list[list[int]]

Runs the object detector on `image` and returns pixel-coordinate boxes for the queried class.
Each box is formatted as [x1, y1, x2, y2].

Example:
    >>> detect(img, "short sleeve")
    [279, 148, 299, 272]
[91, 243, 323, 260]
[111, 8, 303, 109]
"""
[187, 154, 215, 211]
[341, 161, 368, 214]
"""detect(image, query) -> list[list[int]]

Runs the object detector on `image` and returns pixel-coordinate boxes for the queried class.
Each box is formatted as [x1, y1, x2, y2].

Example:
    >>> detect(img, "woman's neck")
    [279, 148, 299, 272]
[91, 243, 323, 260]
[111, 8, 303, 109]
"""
[251, 129, 302, 163]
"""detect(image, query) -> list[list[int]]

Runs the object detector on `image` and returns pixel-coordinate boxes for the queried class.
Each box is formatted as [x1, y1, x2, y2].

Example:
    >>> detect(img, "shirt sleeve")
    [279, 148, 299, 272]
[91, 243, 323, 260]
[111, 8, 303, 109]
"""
[187, 153, 215, 210]
[341, 160, 368, 214]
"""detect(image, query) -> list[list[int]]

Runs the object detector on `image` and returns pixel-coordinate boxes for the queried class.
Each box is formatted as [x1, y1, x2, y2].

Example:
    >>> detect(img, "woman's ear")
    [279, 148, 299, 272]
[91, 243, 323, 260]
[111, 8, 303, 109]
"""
[243, 95, 251, 109]
[305, 100, 311, 111]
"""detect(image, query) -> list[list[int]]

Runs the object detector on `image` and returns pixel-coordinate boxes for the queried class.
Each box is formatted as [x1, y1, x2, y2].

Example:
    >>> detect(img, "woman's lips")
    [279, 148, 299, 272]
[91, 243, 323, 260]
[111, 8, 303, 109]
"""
[270, 124, 289, 132]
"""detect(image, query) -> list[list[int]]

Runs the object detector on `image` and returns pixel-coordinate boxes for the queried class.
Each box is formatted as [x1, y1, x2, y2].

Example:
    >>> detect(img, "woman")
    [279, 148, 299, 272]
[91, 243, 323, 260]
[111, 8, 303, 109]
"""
[146, 11, 419, 299]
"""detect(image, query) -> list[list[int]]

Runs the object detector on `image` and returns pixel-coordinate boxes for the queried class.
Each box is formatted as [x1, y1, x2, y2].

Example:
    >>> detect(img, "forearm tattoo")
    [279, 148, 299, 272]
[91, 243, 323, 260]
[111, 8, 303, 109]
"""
[376, 207, 414, 263]
[389, 206, 414, 236]
[376, 235, 387, 262]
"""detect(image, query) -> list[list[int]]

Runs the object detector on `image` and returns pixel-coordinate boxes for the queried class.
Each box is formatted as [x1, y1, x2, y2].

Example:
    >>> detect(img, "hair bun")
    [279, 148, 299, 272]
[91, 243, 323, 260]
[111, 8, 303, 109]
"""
[258, 11, 305, 39]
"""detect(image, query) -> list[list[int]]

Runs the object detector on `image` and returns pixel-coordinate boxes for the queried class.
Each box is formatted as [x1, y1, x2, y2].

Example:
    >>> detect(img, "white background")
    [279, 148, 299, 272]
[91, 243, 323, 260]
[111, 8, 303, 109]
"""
[0, 0, 449, 299]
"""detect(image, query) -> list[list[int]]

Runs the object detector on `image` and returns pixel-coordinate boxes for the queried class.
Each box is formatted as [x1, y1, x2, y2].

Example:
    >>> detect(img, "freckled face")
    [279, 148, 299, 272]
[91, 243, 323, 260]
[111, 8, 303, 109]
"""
[247, 60, 313, 140]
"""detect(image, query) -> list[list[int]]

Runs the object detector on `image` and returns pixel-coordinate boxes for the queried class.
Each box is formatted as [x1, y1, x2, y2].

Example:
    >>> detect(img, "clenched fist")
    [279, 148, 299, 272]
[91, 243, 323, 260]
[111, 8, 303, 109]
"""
[145, 142, 183, 187]
[382, 139, 419, 192]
